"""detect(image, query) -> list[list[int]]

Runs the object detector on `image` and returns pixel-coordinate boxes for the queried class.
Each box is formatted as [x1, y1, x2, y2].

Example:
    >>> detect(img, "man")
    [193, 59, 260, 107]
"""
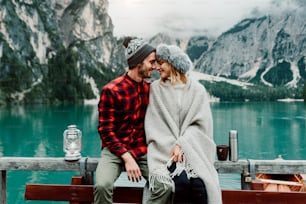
[94, 37, 156, 204]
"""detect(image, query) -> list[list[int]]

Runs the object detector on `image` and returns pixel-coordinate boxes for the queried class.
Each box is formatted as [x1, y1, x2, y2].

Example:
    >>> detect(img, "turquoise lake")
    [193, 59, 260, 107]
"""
[0, 102, 305, 203]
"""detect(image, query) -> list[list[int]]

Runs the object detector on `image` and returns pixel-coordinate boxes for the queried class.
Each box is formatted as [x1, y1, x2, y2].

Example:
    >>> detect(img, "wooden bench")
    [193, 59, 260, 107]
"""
[25, 176, 143, 204]
[24, 176, 306, 204]
[25, 184, 142, 203]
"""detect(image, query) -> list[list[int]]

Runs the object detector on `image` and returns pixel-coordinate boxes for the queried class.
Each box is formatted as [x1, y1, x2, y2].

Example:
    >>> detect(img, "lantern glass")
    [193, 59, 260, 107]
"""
[63, 125, 82, 161]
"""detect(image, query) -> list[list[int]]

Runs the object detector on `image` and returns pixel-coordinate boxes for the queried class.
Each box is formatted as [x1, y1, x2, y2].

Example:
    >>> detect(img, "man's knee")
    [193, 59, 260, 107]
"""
[94, 182, 113, 204]
[94, 180, 113, 192]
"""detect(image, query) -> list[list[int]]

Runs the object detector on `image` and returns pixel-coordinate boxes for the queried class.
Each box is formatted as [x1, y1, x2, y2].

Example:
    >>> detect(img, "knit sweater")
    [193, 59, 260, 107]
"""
[145, 78, 222, 204]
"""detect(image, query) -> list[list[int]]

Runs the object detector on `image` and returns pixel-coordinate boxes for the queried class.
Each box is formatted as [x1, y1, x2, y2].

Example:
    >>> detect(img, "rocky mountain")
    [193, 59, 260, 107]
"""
[0, 0, 305, 105]
[194, 5, 306, 89]
[0, 0, 126, 105]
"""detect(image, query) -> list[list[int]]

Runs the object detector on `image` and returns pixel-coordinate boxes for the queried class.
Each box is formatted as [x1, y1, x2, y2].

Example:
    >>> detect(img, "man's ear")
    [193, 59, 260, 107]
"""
[136, 63, 142, 69]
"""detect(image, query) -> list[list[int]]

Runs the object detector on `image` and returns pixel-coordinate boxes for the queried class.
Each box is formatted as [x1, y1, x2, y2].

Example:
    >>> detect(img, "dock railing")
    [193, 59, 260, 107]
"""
[1, 157, 306, 204]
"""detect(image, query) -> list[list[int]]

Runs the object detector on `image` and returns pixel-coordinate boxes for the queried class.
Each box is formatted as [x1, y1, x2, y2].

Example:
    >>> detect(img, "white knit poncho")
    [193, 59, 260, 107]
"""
[145, 78, 222, 204]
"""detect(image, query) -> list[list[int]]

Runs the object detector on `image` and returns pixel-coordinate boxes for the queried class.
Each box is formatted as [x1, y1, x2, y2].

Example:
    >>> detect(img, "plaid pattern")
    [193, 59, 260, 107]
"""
[98, 73, 150, 159]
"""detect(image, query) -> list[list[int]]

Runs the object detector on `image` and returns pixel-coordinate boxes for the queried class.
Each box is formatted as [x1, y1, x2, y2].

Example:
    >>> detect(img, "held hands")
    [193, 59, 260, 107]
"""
[170, 144, 184, 162]
[121, 152, 142, 182]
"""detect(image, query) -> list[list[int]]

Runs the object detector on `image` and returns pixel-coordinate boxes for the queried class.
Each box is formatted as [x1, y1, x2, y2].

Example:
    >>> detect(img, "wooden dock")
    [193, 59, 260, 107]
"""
[1, 157, 306, 203]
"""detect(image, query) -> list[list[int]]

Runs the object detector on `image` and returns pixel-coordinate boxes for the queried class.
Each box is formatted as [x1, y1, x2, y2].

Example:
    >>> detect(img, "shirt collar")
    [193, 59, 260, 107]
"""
[125, 72, 143, 85]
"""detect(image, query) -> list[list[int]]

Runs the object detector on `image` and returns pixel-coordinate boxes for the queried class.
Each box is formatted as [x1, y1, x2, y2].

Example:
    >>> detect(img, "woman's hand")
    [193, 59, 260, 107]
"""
[170, 144, 183, 162]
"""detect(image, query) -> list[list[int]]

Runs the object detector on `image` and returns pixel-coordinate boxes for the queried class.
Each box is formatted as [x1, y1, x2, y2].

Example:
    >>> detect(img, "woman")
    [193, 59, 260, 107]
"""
[145, 44, 222, 204]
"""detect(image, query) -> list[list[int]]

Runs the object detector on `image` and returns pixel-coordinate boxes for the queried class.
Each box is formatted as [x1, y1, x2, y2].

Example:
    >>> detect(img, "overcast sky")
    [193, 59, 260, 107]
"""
[108, 0, 296, 38]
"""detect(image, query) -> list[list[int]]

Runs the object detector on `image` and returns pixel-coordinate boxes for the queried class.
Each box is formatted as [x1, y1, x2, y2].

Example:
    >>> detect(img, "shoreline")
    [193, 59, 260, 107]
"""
[277, 98, 304, 102]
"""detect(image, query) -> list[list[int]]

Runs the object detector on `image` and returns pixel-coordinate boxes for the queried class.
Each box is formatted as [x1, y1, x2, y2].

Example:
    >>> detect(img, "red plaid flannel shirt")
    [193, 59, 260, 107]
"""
[97, 73, 150, 159]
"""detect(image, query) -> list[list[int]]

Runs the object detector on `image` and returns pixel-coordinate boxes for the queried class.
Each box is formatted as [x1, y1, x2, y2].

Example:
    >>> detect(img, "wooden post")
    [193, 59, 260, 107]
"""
[70, 176, 83, 204]
[241, 171, 252, 190]
[0, 170, 6, 204]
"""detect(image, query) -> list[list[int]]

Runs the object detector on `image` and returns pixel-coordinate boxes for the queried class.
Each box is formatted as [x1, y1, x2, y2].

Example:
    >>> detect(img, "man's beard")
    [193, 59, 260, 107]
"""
[138, 65, 151, 79]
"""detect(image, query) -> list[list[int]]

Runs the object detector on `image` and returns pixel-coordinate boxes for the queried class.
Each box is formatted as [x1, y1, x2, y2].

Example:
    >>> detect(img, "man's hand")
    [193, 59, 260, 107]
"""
[121, 152, 142, 182]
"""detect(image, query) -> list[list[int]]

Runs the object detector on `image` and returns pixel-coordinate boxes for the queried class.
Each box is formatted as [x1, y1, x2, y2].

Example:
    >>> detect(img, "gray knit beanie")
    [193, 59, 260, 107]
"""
[156, 44, 192, 74]
[123, 37, 156, 68]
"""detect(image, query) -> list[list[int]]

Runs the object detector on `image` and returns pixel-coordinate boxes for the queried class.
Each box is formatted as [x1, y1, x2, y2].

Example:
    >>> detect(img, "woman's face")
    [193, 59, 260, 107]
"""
[156, 60, 172, 80]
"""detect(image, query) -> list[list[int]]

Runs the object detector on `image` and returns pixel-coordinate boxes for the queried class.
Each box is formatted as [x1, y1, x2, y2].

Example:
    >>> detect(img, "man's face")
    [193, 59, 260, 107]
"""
[138, 52, 157, 79]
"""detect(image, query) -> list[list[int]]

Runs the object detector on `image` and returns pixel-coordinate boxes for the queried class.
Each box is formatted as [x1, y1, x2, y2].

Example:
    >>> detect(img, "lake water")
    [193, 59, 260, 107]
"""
[0, 102, 305, 203]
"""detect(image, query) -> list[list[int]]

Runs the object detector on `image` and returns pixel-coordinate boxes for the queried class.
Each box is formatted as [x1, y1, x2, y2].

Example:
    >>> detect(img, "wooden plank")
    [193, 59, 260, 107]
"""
[214, 160, 249, 173]
[25, 184, 94, 202]
[222, 190, 306, 204]
[4, 157, 306, 203]
[258, 178, 303, 186]
[254, 160, 306, 174]
[3, 157, 306, 174]
[25, 184, 306, 204]
[25, 184, 143, 203]
[0, 157, 80, 171]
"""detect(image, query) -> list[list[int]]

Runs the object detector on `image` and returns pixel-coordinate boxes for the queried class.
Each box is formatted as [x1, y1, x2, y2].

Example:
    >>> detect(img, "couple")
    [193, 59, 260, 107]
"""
[94, 37, 222, 204]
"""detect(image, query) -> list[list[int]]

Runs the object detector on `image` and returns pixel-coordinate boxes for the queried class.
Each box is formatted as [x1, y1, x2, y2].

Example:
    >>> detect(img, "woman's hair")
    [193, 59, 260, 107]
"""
[161, 62, 187, 85]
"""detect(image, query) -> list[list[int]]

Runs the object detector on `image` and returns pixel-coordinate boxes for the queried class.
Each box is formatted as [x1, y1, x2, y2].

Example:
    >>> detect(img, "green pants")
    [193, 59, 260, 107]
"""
[94, 148, 172, 204]
[94, 148, 148, 204]
[146, 179, 172, 204]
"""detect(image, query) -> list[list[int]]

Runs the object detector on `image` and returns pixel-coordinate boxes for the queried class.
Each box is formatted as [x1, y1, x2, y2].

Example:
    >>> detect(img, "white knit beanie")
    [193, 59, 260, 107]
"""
[156, 44, 192, 74]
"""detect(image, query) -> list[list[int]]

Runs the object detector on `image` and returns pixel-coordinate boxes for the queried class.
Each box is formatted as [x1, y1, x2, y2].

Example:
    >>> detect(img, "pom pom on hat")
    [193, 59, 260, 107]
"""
[123, 37, 155, 68]
[156, 44, 192, 74]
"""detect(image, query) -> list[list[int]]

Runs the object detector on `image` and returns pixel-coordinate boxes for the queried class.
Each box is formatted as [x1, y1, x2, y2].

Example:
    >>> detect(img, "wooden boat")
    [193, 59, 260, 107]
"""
[251, 155, 306, 192]
[254, 173, 305, 192]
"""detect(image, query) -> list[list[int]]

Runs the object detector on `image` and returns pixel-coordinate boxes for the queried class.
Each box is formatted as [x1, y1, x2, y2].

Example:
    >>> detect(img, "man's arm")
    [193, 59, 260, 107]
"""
[98, 88, 128, 157]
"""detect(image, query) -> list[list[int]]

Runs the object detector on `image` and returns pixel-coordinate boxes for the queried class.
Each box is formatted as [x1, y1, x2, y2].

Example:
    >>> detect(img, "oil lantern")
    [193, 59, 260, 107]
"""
[63, 124, 82, 161]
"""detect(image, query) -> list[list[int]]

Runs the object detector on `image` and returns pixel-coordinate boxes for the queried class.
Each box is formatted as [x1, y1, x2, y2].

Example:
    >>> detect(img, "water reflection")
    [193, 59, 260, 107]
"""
[0, 104, 100, 157]
[212, 102, 306, 160]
